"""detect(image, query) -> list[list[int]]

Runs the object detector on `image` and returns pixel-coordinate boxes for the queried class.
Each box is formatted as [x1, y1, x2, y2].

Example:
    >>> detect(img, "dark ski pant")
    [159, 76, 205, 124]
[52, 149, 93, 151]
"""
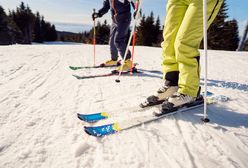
[109, 19, 131, 61]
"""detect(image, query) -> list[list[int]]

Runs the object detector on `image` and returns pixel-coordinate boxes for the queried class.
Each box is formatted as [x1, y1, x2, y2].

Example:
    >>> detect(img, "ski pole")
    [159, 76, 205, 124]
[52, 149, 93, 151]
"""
[130, 0, 139, 75]
[115, 0, 142, 83]
[202, 0, 210, 122]
[93, 8, 96, 66]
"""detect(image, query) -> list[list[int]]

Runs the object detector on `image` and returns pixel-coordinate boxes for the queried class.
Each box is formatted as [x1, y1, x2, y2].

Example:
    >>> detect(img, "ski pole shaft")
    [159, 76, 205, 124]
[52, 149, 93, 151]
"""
[130, 0, 139, 75]
[203, 0, 209, 122]
[116, 0, 142, 82]
[130, 30, 137, 75]
[93, 8, 96, 66]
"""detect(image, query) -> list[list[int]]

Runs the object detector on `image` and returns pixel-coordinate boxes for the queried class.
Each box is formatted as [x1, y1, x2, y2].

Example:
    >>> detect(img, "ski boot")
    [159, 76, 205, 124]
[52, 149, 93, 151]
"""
[140, 81, 178, 108]
[100, 59, 121, 67]
[161, 88, 203, 113]
[116, 59, 133, 72]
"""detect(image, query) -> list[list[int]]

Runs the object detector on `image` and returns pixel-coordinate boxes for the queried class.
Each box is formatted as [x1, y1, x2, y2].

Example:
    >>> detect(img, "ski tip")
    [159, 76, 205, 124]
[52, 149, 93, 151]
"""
[77, 113, 109, 123]
[84, 126, 94, 136]
[69, 66, 82, 70]
[139, 102, 148, 108]
[69, 66, 76, 70]
[72, 75, 81, 79]
[84, 123, 118, 137]
[77, 113, 96, 123]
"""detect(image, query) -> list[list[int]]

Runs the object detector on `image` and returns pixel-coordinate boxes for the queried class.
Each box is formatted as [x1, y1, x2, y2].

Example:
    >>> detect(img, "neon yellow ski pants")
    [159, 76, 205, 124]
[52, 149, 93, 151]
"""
[162, 0, 223, 97]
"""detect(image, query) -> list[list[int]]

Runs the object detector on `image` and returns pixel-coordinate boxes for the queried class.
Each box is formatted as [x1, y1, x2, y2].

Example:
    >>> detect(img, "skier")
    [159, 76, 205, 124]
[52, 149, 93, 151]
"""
[92, 0, 137, 71]
[142, 0, 223, 111]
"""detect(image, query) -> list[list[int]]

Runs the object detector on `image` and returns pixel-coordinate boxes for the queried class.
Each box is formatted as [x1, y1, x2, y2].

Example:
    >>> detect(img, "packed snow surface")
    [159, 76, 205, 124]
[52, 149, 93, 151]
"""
[0, 44, 248, 168]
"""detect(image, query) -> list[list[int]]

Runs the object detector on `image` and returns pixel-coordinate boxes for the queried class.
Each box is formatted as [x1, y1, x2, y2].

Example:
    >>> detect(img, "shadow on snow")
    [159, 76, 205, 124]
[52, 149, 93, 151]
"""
[200, 78, 248, 92]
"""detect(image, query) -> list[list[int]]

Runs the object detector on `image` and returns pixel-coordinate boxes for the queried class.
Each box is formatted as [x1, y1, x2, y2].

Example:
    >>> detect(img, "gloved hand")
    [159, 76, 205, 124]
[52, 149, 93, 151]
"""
[133, 10, 141, 19]
[92, 12, 102, 21]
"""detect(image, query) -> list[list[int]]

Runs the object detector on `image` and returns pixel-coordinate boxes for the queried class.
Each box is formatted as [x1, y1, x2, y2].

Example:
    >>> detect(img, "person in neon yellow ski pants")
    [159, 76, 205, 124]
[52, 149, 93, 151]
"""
[162, 0, 223, 98]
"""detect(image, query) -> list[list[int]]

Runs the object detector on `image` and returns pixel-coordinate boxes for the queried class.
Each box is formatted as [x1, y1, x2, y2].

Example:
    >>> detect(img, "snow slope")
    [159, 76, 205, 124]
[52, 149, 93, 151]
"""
[0, 44, 248, 168]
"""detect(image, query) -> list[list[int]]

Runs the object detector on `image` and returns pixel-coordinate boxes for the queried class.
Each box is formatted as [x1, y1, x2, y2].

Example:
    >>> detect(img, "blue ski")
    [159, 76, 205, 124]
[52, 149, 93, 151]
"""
[77, 104, 161, 123]
[84, 93, 228, 137]
[84, 101, 207, 137]
[78, 91, 215, 123]
[77, 112, 110, 123]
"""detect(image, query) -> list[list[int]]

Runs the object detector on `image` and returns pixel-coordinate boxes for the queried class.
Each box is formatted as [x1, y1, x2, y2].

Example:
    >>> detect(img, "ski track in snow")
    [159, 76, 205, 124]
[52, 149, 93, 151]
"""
[0, 44, 248, 168]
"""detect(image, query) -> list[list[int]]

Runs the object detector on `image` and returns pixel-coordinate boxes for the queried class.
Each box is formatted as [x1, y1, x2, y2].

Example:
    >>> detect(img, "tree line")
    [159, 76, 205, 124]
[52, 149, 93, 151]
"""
[60, 12, 162, 47]
[62, 0, 241, 51]
[1, 0, 245, 51]
[0, 2, 57, 45]
[205, 1, 240, 51]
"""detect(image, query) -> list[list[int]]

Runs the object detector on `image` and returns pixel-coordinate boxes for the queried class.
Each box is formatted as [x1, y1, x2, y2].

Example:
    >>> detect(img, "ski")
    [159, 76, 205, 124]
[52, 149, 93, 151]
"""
[77, 91, 215, 123]
[84, 101, 206, 137]
[77, 103, 162, 123]
[72, 67, 142, 80]
[69, 62, 121, 70]
[84, 94, 227, 137]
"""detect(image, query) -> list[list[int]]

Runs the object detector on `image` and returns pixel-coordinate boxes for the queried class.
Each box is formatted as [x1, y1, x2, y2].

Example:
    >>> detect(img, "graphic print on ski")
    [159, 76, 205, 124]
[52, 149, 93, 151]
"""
[83, 94, 227, 137]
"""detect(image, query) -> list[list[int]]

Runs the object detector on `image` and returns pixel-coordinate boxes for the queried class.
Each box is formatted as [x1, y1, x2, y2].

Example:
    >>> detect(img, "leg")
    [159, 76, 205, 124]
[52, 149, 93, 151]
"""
[109, 22, 118, 61]
[115, 20, 131, 60]
[141, 1, 188, 107]
[161, 0, 188, 84]
[175, 0, 223, 97]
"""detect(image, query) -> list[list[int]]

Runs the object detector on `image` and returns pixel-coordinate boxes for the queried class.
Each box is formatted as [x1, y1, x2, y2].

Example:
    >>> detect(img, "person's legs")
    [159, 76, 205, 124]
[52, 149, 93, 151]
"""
[109, 22, 118, 61]
[115, 20, 131, 60]
[114, 19, 133, 71]
[141, 0, 188, 107]
[175, 0, 223, 97]
[161, 0, 188, 84]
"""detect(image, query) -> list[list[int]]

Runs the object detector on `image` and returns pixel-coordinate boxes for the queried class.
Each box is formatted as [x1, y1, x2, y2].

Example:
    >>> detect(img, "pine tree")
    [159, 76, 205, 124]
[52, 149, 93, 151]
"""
[136, 14, 146, 45]
[2, 2, 57, 44]
[33, 12, 43, 43]
[98, 20, 110, 44]
[0, 6, 13, 45]
[223, 19, 239, 51]
[154, 16, 162, 46]
[207, 0, 239, 50]
[136, 12, 161, 46]
[0, 6, 22, 45]
[8, 10, 23, 43]
[50, 25, 58, 41]
[40, 16, 47, 41]
[88, 20, 110, 44]
[144, 12, 155, 46]
[13, 2, 35, 44]
[39, 16, 57, 42]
